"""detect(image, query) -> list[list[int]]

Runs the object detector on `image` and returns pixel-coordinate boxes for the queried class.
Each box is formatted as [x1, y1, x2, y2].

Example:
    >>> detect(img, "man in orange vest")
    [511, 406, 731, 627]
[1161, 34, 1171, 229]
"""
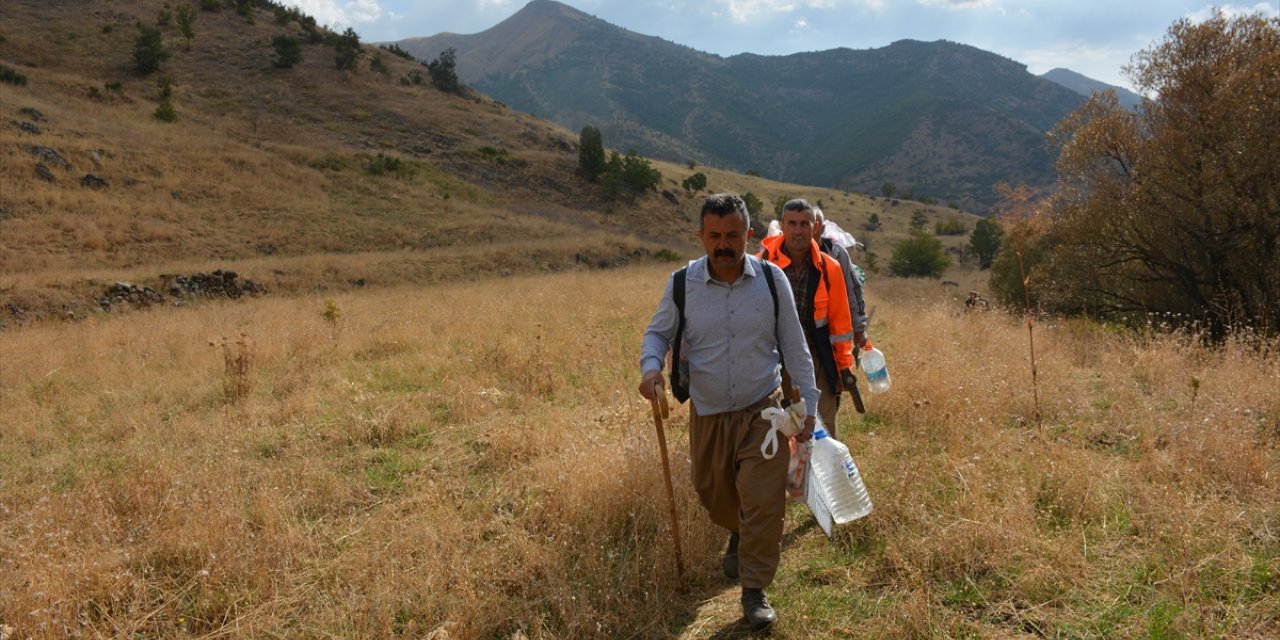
[759, 199, 856, 436]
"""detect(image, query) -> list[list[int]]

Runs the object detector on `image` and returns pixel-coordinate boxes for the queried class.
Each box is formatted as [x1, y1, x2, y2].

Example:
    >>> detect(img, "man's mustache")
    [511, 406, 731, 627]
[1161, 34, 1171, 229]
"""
[714, 249, 736, 258]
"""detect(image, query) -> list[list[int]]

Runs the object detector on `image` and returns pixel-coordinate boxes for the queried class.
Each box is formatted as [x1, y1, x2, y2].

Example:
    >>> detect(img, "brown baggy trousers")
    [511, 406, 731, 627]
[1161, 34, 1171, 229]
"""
[688, 389, 788, 589]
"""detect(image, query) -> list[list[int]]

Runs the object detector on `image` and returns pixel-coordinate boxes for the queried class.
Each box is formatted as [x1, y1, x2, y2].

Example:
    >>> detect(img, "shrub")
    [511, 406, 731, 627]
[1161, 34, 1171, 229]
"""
[0, 65, 27, 86]
[271, 35, 302, 68]
[369, 53, 388, 75]
[741, 192, 764, 220]
[889, 231, 952, 278]
[133, 24, 169, 74]
[366, 153, 404, 176]
[681, 172, 707, 194]
[176, 4, 196, 50]
[934, 217, 968, 236]
[199, 0, 221, 12]
[909, 210, 928, 231]
[332, 27, 360, 71]
[154, 99, 177, 122]
[427, 47, 460, 93]
[156, 75, 173, 100]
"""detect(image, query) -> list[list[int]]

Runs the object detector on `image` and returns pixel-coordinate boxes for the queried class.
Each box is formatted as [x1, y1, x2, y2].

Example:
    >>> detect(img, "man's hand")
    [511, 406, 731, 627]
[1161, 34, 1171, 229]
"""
[639, 370, 664, 401]
[840, 368, 857, 391]
[795, 415, 817, 442]
[854, 331, 868, 350]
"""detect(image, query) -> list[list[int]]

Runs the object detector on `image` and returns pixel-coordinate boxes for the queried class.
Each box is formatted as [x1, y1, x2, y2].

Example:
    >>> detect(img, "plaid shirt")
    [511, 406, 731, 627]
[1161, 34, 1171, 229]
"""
[782, 250, 813, 324]
[782, 251, 823, 357]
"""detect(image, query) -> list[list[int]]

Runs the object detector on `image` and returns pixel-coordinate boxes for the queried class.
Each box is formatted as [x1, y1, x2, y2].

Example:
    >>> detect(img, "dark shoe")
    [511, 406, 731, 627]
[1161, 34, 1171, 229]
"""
[722, 531, 740, 580]
[741, 587, 777, 631]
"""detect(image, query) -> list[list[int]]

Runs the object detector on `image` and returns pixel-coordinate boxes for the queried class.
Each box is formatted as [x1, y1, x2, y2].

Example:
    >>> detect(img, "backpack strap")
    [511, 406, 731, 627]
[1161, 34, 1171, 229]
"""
[669, 267, 689, 402]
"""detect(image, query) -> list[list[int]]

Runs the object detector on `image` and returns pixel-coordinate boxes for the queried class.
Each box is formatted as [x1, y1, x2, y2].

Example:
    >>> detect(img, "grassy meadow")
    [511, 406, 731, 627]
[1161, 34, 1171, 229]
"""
[2, 265, 1277, 639]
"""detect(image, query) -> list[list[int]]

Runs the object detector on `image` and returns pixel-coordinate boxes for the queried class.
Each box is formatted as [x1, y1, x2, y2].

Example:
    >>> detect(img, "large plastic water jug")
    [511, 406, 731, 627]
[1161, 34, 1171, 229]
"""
[808, 426, 873, 524]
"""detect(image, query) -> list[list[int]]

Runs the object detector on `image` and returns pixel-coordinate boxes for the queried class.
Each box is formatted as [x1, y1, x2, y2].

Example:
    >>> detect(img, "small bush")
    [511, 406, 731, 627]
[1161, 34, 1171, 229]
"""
[199, 0, 221, 12]
[369, 53, 388, 75]
[681, 172, 707, 194]
[0, 65, 28, 86]
[889, 231, 952, 278]
[366, 153, 404, 176]
[934, 217, 968, 236]
[311, 154, 348, 171]
[133, 24, 169, 74]
[331, 27, 360, 71]
[271, 35, 302, 68]
[154, 99, 177, 122]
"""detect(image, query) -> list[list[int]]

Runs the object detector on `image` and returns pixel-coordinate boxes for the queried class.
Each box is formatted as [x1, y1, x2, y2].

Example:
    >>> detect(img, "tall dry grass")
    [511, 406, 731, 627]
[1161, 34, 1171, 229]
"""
[2, 265, 1277, 639]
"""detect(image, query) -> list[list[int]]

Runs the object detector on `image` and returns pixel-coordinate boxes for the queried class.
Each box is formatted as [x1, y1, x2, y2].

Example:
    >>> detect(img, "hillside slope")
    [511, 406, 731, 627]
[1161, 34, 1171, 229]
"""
[0, 0, 693, 323]
[395, 0, 1086, 211]
[0, 0, 981, 326]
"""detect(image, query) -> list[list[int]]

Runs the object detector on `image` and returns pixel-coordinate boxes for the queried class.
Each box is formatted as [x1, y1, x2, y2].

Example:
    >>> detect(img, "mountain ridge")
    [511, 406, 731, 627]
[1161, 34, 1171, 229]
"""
[1040, 67, 1144, 110]
[394, 0, 1087, 210]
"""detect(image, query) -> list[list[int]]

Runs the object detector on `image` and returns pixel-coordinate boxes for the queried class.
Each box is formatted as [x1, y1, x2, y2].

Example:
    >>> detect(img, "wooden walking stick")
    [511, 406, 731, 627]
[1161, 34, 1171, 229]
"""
[649, 390, 685, 577]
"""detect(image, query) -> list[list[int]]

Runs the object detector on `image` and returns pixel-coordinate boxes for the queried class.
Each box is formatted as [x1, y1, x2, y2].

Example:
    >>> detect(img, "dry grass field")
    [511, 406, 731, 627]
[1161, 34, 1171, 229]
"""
[2, 265, 1276, 639]
[4, 2, 1274, 637]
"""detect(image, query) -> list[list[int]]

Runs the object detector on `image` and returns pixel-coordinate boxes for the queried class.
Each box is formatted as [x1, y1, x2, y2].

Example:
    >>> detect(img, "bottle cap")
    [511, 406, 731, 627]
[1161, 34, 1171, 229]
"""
[863, 341, 874, 351]
[813, 426, 828, 439]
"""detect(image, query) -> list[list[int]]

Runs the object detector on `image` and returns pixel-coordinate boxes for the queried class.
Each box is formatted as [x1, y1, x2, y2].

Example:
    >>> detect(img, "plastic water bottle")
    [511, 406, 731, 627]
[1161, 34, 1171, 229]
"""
[808, 425, 873, 524]
[861, 342, 891, 393]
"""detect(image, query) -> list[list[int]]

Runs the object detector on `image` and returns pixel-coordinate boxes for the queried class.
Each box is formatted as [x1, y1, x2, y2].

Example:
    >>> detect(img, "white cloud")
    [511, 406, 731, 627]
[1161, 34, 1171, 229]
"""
[917, 0, 996, 9]
[1188, 2, 1280, 22]
[285, 0, 389, 29]
[1015, 39, 1138, 88]
[710, 0, 855, 23]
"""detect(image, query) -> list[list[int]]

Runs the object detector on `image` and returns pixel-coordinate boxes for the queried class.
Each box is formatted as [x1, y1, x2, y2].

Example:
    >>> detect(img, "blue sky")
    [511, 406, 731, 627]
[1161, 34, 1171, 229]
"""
[289, 1, 1278, 90]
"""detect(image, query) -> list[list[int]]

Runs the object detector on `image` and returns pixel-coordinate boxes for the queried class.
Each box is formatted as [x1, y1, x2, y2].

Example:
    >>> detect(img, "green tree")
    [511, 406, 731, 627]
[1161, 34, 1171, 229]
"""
[272, 35, 302, 69]
[681, 172, 707, 194]
[577, 126, 606, 182]
[133, 25, 169, 74]
[176, 4, 196, 51]
[333, 27, 360, 71]
[618, 151, 661, 200]
[865, 212, 881, 231]
[889, 231, 952, 278]
[968, 217, 1003, 269]
[741, 192, 764, 219]
[427, 47, 461, 93]
[909, 210, 928, 231]
[772, 195, 793, 218]
[880, 182, 897, 199]
[1036, 10, 1280, 337]
[601, 150, 661, 202]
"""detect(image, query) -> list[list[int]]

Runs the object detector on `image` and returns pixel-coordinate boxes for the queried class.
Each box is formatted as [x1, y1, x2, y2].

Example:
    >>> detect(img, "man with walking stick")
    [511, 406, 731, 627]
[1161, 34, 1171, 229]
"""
[639, 193, 820, 631]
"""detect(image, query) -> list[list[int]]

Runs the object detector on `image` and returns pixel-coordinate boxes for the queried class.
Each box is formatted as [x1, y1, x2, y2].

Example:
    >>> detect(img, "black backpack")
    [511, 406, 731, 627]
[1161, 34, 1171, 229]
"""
[669, 261, 780, 403]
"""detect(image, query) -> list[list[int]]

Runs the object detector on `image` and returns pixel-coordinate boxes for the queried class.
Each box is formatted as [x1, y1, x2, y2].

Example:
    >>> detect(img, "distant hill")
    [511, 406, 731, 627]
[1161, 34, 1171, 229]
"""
[395, 0, 1088, 211]
[1, 0, 977, 324]
[1040, 68, 1144, 110]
